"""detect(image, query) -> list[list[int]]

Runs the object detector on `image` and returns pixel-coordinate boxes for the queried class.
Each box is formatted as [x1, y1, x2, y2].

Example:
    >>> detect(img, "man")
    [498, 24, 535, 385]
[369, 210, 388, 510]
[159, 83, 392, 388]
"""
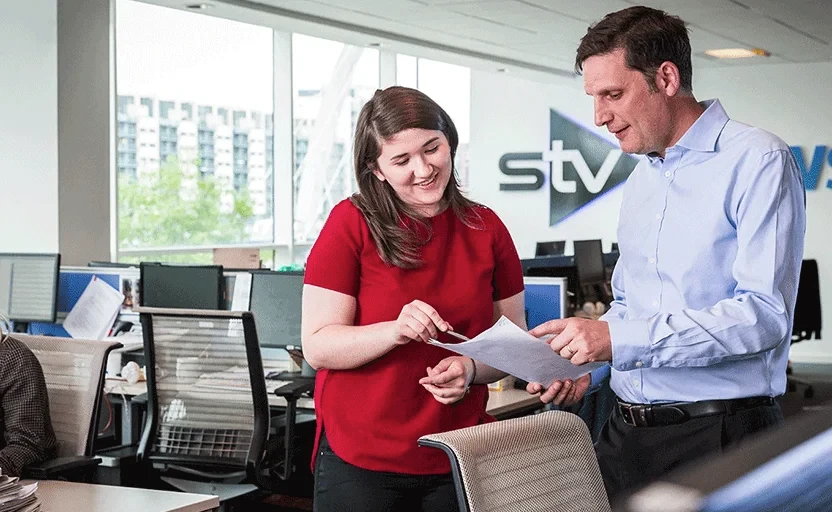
[526, 5, 805, 501]
[0, 335, 57, 476]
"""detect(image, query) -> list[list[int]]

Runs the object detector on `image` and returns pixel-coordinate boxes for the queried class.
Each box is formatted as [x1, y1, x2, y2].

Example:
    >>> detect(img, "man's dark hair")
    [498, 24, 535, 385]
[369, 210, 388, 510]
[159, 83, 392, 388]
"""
[575, 6, 693, 93]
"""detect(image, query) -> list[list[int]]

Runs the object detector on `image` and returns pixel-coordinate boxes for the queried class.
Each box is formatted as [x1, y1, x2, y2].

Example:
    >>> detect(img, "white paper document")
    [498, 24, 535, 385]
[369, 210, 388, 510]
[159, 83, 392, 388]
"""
[63, 276, 125, 340]
[429, 316, 605, 387]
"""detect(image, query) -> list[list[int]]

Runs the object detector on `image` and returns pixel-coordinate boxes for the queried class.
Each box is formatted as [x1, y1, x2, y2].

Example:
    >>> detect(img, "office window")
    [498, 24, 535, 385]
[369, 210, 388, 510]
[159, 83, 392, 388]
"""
[291, 34, 378, 244]
[116, 0, 274, 258]
[396, 54, 418, 88]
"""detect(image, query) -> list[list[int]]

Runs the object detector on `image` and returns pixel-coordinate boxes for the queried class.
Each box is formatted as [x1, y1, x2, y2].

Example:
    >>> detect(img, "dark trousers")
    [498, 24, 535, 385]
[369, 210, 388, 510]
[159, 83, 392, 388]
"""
[314, 434, 459, 512]
[595, 399, 784, 504]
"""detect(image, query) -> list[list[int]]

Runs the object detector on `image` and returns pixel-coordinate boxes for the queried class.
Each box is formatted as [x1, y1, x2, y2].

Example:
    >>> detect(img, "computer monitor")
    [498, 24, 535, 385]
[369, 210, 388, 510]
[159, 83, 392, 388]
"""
[523, 276, 567, 329]
[624, 403, 832, 512]
[249, 271, 303, 350]
[0, 253, 61, 328]
[88, 261, 138, 268]
[535, 241, 566, 257]
[139, 263, 224, 310]
[248, 271, 315, 379]
[573, 239, 605, 284]
[525, 265, 581, 312]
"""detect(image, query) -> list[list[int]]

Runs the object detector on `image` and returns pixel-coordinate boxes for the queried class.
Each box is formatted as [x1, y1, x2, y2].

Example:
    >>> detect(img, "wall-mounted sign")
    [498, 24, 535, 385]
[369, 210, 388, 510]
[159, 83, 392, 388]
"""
[498, 110, 638, 226]
[791, 145, 832, 190]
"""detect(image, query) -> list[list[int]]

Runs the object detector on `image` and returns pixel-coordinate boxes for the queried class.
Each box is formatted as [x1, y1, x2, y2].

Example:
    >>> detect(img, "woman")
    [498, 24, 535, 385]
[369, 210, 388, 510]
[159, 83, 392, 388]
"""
[302, 86, 524, 512]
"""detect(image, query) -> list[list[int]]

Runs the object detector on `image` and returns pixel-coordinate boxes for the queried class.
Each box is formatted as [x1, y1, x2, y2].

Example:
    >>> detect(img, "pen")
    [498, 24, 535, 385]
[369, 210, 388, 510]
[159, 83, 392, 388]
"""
[445, 330, 470, 342]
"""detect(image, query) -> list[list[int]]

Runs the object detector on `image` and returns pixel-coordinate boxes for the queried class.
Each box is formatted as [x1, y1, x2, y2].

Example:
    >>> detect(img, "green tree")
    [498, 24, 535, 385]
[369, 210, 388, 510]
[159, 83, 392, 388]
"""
[118, 158, 254, 263]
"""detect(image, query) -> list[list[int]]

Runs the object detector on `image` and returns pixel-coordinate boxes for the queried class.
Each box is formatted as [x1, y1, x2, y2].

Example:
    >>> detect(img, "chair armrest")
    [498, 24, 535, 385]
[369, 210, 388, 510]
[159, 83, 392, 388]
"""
[24, 456, 102, 479]
[274, 379, 314, 401]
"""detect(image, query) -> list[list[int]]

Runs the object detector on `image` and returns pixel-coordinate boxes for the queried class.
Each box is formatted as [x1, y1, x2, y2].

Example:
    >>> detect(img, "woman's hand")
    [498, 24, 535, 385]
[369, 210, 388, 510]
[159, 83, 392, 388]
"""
[391, 300, 451, 344]
[419, 356, 474, 405]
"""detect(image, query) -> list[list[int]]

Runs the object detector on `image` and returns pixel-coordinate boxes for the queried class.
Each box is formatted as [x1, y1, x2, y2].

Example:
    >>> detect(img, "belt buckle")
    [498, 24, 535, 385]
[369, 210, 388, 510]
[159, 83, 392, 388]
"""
[620, 403, 650, 427]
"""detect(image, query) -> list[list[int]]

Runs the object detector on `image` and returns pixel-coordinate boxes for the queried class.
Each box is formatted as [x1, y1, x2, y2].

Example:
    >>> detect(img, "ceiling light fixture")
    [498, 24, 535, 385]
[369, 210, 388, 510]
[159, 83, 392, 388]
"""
[368, 42, 383, 48]
[496, 68, 509, 73]
[704, 48, 770, 59]
[185, 3, 213, 10]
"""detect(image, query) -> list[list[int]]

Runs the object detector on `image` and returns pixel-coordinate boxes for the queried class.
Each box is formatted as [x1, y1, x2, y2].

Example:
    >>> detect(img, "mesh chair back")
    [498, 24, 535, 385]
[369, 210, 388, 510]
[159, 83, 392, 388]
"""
[12, 335, 121, 458]
[138, 308, 269, 475]
[419, 410, 610, 512]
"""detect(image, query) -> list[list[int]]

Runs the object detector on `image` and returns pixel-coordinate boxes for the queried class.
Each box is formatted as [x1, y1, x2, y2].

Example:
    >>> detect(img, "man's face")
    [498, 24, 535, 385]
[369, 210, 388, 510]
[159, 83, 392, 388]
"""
[583, 48, 673, 155]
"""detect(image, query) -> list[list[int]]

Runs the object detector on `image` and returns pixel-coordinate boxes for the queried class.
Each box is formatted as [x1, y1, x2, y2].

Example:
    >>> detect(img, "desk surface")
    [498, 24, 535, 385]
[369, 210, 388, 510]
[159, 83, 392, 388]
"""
[486, 388, 543, 418]
[105, 379, 540, 417]
[29, 480, 219, 512]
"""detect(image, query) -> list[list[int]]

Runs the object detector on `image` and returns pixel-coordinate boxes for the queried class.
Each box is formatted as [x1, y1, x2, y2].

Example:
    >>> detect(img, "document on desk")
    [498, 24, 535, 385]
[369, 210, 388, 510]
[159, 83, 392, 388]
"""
[63, 276, 124, 340]
[429, 316, 605, 388]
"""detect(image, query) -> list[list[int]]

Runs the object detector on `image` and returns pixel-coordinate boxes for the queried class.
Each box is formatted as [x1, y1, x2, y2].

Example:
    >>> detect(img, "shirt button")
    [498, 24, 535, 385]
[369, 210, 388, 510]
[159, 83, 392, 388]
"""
[635, 361, 643, 368]
[649, 257, 656, 264]
[633, 379, 640, 386]
[664, 171, 672, 178]
[655, 213, 662, 220]
[652, 299, 659, 307]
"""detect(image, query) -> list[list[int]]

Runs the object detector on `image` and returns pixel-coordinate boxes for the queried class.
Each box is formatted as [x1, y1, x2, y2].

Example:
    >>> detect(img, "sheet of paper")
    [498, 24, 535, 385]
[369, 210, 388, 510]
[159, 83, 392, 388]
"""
[229, 272, 252, 311]
[429, 316, 605, 387]
[63, 276, 125, 340]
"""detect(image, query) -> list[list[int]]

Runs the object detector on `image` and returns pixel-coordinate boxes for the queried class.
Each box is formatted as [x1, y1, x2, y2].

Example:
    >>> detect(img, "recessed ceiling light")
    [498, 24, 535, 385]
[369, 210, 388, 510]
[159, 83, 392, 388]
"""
[496, 68, 509, 73]
[368, 42, 383, 48]
[704, 48, 770, 59]
[185, 3, 213, 9]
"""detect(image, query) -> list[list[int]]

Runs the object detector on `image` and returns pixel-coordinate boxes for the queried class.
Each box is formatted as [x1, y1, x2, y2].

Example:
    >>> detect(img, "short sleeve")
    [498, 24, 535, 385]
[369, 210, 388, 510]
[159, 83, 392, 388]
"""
[304, 200, 364, 297]
[488, 210, 524, 301]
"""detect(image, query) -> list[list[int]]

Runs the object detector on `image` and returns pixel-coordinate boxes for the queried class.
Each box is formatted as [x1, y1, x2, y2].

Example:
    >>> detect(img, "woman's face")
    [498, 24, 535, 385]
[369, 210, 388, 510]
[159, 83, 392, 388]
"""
[372, 128, 453, 217]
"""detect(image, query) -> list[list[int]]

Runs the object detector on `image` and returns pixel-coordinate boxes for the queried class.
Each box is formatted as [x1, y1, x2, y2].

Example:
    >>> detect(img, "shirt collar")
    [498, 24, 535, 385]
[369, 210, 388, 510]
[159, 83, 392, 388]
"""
[673, 99, 729, 153]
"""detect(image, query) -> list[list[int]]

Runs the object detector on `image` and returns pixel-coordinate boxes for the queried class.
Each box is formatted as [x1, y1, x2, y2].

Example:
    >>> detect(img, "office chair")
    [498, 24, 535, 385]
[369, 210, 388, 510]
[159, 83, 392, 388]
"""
[137, 307, 312, 503]
[535, 241, 566, 257]
[789, 259, 821, 399]
[418, 411, 610, 512]
[13, 334, 123, 480]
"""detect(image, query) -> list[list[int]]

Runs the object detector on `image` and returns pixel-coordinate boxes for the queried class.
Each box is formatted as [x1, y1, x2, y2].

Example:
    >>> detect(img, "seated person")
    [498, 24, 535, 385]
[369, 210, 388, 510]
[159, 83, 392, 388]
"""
[0, 336, 57, 476]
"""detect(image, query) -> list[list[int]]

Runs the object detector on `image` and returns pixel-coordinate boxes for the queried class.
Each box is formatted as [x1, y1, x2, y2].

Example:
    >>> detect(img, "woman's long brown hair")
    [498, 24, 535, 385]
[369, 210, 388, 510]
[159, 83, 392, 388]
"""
[351, 87, 481, 269]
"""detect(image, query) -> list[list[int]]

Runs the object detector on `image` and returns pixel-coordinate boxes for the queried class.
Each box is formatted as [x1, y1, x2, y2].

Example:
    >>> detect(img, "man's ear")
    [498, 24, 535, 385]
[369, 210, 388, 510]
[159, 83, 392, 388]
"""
[655, 61, 681, 97]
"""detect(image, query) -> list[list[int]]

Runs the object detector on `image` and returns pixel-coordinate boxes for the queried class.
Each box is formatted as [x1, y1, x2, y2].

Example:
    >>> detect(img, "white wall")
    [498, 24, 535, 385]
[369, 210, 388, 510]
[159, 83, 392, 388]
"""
[469, 63, 832, 364]
[694, 63, 832, 363]
[468, 69, 623, 257]
[0, 2, 59, 252]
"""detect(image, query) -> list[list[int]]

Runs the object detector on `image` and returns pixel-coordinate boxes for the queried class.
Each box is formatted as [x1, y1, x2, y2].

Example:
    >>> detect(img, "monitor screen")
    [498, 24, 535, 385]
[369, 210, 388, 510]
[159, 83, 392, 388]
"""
[574, 239, 605, 284]
[535, 241, 566, 257]
[523, 276, 567, 329]
[140, 263, 224, 310]
[0, 253, 60, 323]
[249, 271, 303, 349]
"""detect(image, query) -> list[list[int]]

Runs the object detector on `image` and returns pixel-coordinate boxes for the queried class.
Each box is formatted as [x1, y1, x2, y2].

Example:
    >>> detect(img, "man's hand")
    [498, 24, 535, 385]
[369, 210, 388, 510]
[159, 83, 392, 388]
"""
[419, 356, 473, 405]
[531, 317, 612, 365]
[526, 374, 591, 407]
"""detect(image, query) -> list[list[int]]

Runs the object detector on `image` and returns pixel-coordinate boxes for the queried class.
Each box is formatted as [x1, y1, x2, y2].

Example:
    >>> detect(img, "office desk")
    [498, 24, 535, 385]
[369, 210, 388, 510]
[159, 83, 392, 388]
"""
[487, 388, 543, 419]
[105, 380, 541, 423]
[29, 480, 219, 512]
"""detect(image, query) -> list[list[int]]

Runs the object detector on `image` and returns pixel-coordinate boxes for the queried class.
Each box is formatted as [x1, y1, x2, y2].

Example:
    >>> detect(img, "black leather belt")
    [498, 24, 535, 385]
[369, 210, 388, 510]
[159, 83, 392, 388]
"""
[617, 396, 775, 427]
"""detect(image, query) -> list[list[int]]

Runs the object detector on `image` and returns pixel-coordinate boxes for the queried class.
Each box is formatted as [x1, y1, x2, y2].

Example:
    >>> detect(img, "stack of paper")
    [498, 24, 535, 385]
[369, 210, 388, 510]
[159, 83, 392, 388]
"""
[0, 475, 40, 512]
[63, 276, 125, 340]
[429, 316, 606, 388]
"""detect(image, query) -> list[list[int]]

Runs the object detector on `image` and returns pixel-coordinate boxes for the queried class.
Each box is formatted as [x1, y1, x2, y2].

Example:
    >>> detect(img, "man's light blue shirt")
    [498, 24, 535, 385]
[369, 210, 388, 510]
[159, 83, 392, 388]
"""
[596, 99, 805, 404]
